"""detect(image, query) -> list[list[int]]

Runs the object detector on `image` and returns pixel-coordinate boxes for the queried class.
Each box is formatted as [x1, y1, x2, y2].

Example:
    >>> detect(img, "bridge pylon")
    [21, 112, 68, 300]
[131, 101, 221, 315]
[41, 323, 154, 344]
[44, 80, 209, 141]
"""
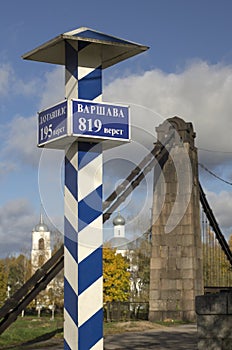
[149, 116, 203, 322]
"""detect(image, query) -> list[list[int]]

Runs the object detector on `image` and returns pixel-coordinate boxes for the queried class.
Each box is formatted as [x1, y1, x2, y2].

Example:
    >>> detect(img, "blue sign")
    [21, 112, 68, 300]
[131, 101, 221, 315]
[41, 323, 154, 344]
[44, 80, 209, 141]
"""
[38, 99, 130, 147]
[38, 100, 67, 146]
[72, 100, 130, 141]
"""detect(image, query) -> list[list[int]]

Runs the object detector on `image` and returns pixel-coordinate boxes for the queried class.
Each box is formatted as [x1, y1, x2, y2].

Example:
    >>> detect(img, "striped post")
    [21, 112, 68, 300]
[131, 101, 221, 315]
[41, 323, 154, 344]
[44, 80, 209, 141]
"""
[23, 26, 148, 350]
[64, 40, 103, 349]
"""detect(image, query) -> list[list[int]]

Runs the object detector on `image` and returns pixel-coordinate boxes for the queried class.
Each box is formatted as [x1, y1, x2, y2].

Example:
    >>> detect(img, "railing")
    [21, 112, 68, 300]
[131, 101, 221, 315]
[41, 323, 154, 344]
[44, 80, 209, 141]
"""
[200, 184, 232, 291]
[104, 302, 149, 322]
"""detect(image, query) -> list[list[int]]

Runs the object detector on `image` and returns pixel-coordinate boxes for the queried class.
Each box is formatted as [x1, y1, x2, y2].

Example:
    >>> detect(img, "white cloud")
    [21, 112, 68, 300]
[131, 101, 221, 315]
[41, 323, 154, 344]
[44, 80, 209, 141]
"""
[0, 161, 16, 177]
[0, 198, 37, 257]
[0, 62, 42, 98]
[105, 61, 232, 167]
[3, 115, 41, 167]
[39, 66, 64, 110]
[207, 190, 232, 238]
[12, 76, 41, 97]
[0, 63, 12, 95]
[0, 66, 64, 171]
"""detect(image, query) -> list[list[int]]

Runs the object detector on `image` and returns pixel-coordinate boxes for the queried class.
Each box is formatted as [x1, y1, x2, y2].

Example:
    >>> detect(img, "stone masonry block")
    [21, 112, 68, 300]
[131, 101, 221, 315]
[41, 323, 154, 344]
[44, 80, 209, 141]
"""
[222, 338, 232, 350]
[176, 280, 182, 290]
[149, 246, 160, 256]
[150, 257, 166, 269]
[182, 278, 194, 290]
[151, 299, 167, 311]
[197, 315, 232, 339]
[182, 299, 195, 311]
[182, 269, 194, 279]
[182, 235, 195, 246]
[176, 257, 194, 269]
[152, 233, 166, 246]
[149, 290, 160, 300]
[228, 292, 232, 314]
[161, 269, 181, 279]
[182, 257, 195, 269]
[167, 258, 177, 269]
[182, 246, 195, 257]
[168, 246, 181, 257]
[196, 293, 228, 315]
[149, 270, 161, 282]
[182, 310, 196, 322]
[161, 289, 182, 300]
[179, 225, 195, 235]
[178, 214, 194, 226]
[183, 290, 195, 301]
[160, 245, 168, 257]
[161, 279, 177, 290]
[166, 299, 181, 312]
[198, 338, 222, 350]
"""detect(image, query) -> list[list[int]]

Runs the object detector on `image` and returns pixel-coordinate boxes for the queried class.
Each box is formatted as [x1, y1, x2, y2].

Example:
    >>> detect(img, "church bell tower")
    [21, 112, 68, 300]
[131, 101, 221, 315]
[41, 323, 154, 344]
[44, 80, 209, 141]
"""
[31, 214, 52, 275]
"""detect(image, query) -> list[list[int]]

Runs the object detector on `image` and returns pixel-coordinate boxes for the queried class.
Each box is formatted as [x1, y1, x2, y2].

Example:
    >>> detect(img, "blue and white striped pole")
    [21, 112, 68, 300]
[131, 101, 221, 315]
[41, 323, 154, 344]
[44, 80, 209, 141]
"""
[23, 27, 148, 350]
[64, 41, 103, 349]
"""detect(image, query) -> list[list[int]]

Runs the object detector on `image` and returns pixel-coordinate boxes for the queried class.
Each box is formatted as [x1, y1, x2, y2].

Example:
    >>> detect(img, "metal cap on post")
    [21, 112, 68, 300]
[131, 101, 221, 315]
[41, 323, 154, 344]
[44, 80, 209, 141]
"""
[22, 27, 148, 68]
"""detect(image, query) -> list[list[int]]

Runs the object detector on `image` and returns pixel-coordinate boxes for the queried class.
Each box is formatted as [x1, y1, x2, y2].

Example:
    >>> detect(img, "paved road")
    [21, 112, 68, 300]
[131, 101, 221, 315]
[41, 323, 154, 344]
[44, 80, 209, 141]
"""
[17, 324, 197, 350]
[104, 324, 197, 350]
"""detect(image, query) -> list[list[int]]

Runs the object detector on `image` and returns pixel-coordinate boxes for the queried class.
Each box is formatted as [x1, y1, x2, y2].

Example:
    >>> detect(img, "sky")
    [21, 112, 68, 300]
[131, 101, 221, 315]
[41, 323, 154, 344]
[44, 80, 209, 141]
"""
[1, 0, 232, 257]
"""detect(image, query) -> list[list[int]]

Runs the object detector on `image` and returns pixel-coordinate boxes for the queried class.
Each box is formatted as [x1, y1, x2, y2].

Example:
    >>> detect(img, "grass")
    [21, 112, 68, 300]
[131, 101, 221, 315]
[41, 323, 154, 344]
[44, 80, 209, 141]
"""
[0, 316, 63, 349]
[103, 319, 186, 335]
[0, 316, 194, 348]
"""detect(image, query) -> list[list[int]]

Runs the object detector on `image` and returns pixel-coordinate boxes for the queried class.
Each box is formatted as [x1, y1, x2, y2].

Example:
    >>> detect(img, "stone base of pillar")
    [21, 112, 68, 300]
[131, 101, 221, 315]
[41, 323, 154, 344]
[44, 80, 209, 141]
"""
[149, 310, 196, 323]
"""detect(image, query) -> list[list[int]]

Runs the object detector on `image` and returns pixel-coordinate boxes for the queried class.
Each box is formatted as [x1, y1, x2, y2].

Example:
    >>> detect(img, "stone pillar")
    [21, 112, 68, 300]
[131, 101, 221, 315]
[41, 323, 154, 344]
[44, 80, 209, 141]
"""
[149, 116, 203, 322]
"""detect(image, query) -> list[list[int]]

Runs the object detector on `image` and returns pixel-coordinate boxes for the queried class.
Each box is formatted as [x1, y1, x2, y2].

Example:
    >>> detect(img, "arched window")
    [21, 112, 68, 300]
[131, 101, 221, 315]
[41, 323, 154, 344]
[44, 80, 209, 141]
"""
[38, 238, 45, 250]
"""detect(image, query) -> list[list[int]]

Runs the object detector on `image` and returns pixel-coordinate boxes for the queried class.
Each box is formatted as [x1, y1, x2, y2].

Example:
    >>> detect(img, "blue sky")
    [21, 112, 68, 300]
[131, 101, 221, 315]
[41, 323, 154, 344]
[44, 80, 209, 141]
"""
[1, 0, 232, 257]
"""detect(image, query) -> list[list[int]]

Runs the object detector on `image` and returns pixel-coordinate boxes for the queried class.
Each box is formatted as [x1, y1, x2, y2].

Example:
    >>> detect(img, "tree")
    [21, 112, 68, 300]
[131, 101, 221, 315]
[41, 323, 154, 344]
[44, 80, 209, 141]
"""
[5, 254, 31, 295]
[229, 234, 232, 251]
[0, 260, 7, 306]
[51, 230, 63, 253]
[129, 234, 151, 302]
[103, 246, 130, 303]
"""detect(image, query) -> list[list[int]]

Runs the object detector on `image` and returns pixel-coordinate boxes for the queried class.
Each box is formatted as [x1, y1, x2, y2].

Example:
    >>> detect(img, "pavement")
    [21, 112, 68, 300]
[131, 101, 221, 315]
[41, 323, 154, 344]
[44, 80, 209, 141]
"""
[17, 324, 197, 350]
[104, 324, 197, 350]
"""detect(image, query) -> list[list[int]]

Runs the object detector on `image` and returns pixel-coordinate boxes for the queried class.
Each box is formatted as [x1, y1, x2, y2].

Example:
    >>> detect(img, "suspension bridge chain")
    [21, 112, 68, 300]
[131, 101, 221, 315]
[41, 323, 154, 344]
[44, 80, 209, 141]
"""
[103, 131, 174, 212]
[199, 181, 232, 266]
[0, 133, 175, 334]
[103, 131, 175, 222]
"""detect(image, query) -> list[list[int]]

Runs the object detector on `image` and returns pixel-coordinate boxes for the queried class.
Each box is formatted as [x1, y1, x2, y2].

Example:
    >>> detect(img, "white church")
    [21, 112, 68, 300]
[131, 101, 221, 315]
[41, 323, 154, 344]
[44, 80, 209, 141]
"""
[108, 212, 129, 256]
[31, 213, 52, 275]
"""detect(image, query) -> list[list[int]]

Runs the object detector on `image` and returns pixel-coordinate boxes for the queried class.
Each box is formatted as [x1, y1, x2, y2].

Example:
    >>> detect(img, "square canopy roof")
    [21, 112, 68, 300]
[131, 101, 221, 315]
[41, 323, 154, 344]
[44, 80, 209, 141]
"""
[22, 27, 149, 69]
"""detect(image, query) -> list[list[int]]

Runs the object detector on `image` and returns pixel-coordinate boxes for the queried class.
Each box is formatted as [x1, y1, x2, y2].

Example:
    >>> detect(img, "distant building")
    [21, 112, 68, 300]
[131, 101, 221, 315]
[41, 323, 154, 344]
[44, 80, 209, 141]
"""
[31, 214, 51, 275]
[108, 213, 144, 300]
[108, 212, 129, 256]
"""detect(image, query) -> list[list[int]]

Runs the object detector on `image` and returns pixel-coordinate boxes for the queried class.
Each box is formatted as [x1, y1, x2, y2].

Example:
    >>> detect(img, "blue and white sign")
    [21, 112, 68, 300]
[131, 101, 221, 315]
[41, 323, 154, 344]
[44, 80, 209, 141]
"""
[72, 100, 130, 141]
[38, 99, 130, 147]
[38, 100, 67, 146]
